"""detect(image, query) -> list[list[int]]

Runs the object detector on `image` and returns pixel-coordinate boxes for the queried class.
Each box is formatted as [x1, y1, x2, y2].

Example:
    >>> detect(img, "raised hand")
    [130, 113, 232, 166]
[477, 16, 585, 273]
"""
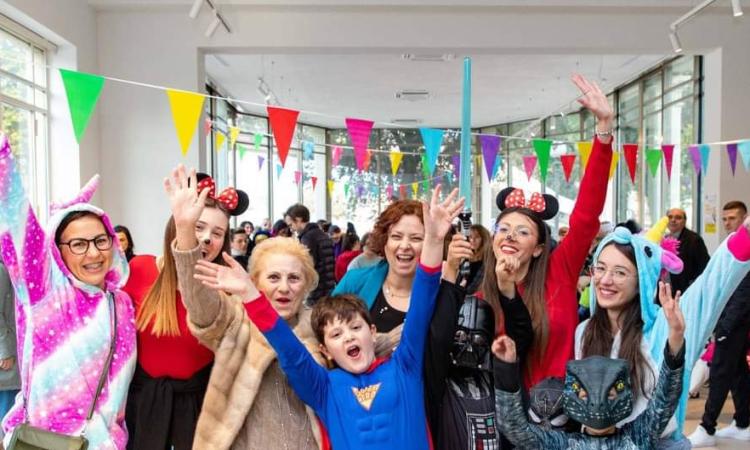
[495, 254, 522, 298]
[163, 165, 209, 227]
[659, 281, 685, 354]
[422, 185, 465, 241]
[194, 252, 260, 302]
[572, 74, 614, 139]
[444, 233, 474, 283]
[491, 335, 517, 364]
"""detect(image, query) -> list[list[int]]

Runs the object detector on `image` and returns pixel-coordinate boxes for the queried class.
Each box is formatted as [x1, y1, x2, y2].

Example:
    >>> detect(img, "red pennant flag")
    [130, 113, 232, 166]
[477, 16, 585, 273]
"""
[623, 144, 639, 184]
[399, 185, 407, 198]
[267, 106, 299, 167]
[311, 176, 318, 190]
[559, 154, 576, 182]
[345, 118, 374, 172]
[661, 144, 675, 180]
[363, 149, 373, 172]
[332, 145, 343, 166]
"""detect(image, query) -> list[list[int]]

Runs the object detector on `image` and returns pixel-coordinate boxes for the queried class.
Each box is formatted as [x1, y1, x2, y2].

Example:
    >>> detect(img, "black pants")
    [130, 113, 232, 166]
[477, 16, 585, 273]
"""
[700, 324, 750, 434]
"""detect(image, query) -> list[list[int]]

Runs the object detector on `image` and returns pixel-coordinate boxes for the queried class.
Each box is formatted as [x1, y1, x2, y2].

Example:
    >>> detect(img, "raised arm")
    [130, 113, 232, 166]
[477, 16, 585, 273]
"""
[0, 134, 54, 307]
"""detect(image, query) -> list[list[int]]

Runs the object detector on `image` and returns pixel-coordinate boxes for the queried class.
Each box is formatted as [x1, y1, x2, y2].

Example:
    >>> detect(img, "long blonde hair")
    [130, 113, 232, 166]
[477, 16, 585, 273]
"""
[136, 202, 231, 336]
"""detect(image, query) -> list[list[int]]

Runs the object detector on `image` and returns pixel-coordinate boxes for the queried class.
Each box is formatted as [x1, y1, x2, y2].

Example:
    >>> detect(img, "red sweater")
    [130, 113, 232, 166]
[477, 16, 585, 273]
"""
[123, 255, 214, 380]
[335, 250, 363, 282]
[521, 136, 612, 389]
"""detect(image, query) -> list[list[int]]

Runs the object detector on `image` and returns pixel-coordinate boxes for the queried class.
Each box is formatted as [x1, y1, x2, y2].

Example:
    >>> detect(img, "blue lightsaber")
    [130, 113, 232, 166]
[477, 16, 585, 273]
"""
[458, 57, 472, 278]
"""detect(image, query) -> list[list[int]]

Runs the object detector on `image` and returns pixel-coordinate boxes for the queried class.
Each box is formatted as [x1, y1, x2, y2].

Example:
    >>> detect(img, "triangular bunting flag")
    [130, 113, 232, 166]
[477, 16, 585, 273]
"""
[608, 152, 619, 180]
[390, 149, 403, 175]
[422, 179, 429, 195]
[646, 148, 663, 178]
[346, 118, 374, 172]
[623, 144, 639, 183]
[577, 141, 593, 172]
[268, 106, 300, 167]
[522, 155, 537, 181]
[420, 154, 430, 178]
[491, 153, 502, 180]
[727, 143, 738, 176]
[560, 154, 576, 182]
[738, 140, 750, 172]
[688, 145, 702, 174]
[237, 144, 247, 160]
[363, 149, 373, 172]
[332, 146, 343, 166]
[479, 135, 502, 181]
[327, 180, 335, 197]
[257, 154, 265, 170]
[386, 184, 394, 198]
[276, 163, 283, 179]
[344, 183, 350, 197]
[166, 89, 206, 157]
[229, 126, 240, 148]
[661, 144, 675, 180]
[419, 128, 445, 176]
[700, 144, 710, 174]
[294, 170, 302, 185]
[411, 182, 419, 198]
[254, 132, 263, 151]
[303, 141, 314, 159]
[532, 139, 552, 183]
[204, 117, 212, 136]
[451, 155, 460, 180]
[311, 176, 318, 190]
[399, 185, 407, 199]
[215, 132, 226, 152]
[59, 69, 106, 144]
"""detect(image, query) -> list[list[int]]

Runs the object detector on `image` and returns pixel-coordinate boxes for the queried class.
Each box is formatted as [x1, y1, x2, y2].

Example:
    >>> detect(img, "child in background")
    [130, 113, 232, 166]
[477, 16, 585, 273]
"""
[194, 186, 464, 450]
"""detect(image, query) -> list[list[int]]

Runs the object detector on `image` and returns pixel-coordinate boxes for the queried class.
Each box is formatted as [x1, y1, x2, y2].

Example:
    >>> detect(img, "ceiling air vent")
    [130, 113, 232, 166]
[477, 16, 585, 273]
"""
[395, 90, 430, 102]
[391, 119, 423, 125]
[401, 53, 455, 62]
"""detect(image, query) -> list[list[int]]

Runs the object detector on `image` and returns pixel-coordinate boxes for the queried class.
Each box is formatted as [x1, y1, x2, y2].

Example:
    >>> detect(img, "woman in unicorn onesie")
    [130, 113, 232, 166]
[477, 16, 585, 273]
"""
[575, 215, 750, 449]
[0, 134, 137, 449]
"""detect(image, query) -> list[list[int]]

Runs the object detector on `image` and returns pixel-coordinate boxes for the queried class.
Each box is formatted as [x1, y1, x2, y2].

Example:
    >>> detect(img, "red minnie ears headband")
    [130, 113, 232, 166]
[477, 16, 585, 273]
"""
[496, 187, 559, 221]
[195, 173, 249, 217]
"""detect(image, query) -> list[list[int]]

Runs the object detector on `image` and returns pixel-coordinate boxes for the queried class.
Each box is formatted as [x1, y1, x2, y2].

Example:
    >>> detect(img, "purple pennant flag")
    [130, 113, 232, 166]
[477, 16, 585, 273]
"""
[727, 143, 738, 176]
[451, 155, 460, 180]
[479, 135, 502, 180]
[257, 155, 265, 171]
[688, 145, 702, 175]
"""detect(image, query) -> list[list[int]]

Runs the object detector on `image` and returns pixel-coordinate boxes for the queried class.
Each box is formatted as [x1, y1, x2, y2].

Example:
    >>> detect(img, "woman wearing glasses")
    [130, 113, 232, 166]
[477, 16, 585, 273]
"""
[0, 134, 136, 449]
[574, 218, 750, 449]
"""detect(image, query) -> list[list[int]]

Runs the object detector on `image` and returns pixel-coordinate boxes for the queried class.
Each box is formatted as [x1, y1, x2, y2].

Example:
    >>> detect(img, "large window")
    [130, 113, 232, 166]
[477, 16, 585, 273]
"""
[0, 18, 49, 214]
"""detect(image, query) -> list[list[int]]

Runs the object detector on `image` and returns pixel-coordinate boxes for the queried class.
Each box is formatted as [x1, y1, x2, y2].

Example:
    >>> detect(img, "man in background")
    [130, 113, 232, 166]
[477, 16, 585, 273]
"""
[666, 207, 709, 295]
[285, 204, 335, 304]
[230, 228, 250, 270]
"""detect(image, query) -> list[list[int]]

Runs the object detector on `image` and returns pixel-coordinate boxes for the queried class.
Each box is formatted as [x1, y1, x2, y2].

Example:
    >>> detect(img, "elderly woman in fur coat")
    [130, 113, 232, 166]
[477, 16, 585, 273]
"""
[166, 166, 327, 450]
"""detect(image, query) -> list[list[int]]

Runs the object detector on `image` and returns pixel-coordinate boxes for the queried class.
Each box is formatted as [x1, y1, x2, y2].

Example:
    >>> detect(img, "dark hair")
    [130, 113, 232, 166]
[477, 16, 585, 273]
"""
[580, 242, 654, 398]
[231, 228, 248, 240]
[369, 200, 424, 257]
[615, 219, 642, 234]
[240, 221, 254, 229]
[470, 224, 491, 261]
[481, 207, 551, 364]
[272, 219, 292, 237]
[317, 219, 331, 233]
[286, 203, 311, 223]
[723, 201, 747, 215]
[341, 231, 360, 252]
[311, 294, 373, 344]
[360, 232, 372, 248]
[55, 211, 105, 245]
[330, 225, 341, 234]
[114, 225, 135, 260]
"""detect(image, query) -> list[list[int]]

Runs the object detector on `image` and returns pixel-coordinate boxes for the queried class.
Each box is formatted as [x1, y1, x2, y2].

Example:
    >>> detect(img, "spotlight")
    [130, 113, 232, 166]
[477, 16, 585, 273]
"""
[205, 14, 221, 38]
[731, 0, 743, 17]
[669, 32, 683, 53]
[188, 0, 203, 19]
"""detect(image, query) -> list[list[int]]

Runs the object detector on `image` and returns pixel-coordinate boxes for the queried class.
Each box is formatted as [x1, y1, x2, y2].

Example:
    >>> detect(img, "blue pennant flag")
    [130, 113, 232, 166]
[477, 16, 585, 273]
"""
[419, 127, 445, 176]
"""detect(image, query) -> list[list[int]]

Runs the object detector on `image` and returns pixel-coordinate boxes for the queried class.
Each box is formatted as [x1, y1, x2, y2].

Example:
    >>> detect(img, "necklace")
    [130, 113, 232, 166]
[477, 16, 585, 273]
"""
[384, 281, 411, 299]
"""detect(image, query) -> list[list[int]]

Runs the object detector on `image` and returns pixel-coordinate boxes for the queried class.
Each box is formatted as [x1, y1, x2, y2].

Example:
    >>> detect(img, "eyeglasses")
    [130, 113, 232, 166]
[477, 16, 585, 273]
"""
[590, 265, 635, 284]
[494, 224, 537, 241]
[59, 234, 113, 255]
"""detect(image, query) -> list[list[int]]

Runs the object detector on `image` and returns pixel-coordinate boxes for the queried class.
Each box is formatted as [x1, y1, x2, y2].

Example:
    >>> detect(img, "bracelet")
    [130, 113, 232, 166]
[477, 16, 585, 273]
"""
[595, 127, 613, 139]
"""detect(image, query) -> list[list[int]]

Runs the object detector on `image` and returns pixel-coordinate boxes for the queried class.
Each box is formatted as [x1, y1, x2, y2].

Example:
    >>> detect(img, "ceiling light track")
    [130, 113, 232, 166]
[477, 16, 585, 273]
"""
[669, 0, 743, 53]
[188, 0, 231, 37]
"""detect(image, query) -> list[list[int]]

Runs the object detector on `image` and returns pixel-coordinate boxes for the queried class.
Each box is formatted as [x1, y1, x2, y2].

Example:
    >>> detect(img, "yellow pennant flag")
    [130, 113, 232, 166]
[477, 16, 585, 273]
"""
[327, 180, 335, 197]
[609, 152, 620, 179]
[229, 126, 240, 148]
[389, 149, 403, 176]
[577, 141, 593, 172]
[166, 89, 205, 157]
[215, 132, 226, 152]
[411, 182, 419, 198]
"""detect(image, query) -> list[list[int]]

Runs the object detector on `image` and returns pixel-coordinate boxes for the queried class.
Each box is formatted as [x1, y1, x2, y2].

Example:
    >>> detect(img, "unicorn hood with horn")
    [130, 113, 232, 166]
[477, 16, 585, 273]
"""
[0, 133, 136, 449]
[585, 214, 750, 433]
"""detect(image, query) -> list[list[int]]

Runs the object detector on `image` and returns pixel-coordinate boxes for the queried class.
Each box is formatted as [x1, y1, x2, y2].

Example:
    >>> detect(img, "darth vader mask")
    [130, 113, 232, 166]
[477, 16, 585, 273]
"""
[450, 295, 495, 371]
[528, 377, 568, 430]
[562, 356, 634, 431]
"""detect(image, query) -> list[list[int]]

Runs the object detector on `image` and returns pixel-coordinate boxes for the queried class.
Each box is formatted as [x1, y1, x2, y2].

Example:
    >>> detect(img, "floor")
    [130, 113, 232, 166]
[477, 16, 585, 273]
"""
[684, 386, 749, 449]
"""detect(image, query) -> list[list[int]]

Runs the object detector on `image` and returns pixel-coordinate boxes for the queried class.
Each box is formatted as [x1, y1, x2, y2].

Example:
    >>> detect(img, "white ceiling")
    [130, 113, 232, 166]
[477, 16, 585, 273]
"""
[205, 53, 666, 129]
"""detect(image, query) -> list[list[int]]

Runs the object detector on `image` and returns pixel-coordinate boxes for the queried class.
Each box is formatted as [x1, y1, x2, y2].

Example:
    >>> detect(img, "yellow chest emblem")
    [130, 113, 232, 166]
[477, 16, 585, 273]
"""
[352, 383, 382, 410]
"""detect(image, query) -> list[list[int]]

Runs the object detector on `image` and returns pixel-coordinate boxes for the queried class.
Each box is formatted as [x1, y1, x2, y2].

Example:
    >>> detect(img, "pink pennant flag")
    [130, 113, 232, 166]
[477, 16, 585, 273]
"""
[332, 145, 344, 166]
[522, 155, 537, 181]
[661, 144, 675, 180]
[311, 176, 318, 190]
[688, 145, 702, 174]
[399, 185, 407, 199]
[294, 170, 302, 185]
[386, 184, 394, 198]
[727, 143, 738, 176]
[345, 118, 374, 172]
[204, 117, 212, 136]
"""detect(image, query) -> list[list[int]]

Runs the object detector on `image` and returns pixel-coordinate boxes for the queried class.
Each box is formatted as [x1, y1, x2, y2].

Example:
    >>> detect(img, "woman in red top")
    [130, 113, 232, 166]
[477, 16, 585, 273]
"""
[482, 74, 614, 389]
[123, 169, 248, 450]
[334, 230, 362, 281]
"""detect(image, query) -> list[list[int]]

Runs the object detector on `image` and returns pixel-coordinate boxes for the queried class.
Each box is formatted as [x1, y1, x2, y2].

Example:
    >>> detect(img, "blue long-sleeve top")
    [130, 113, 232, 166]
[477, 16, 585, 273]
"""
[245, 264, 442, 450]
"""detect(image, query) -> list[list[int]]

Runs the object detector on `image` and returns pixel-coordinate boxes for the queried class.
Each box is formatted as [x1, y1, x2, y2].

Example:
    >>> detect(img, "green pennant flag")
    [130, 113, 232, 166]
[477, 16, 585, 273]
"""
[646, 148, 663, 177]
[421, 154, 430, 178]
[237, 144, 248, 160]
[422, 179, 429, 195]
[344, 183, 350, 197]
[532, 139, 553, 183]
[254, 133, 263, 151]
[60, 69, 106, 143]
